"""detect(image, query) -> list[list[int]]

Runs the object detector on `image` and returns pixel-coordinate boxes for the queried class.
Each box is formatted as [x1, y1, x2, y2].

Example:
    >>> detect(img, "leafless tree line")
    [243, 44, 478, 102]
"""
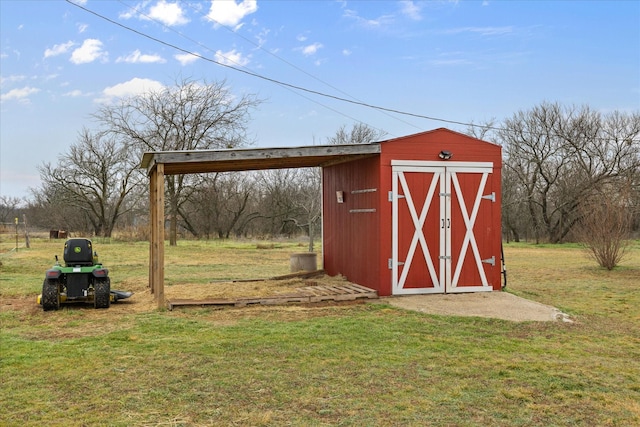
[2, 78, 637, 257]
[470, 102, 640, 244]
[8, 77, 384, 245]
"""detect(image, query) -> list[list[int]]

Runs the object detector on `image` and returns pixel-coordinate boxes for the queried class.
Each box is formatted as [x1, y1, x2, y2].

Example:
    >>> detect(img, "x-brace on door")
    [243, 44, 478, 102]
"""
[391, 161, 495, 295]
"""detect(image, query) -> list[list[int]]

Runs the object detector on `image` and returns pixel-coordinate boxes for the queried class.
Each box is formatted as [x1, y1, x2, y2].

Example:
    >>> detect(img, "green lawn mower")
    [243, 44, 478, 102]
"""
[38, 238, 132, 311]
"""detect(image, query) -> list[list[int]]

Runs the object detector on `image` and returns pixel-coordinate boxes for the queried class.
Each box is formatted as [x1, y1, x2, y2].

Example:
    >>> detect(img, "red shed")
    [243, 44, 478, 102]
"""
[141, 127, 502, 307]
[322, 128, 502, 296]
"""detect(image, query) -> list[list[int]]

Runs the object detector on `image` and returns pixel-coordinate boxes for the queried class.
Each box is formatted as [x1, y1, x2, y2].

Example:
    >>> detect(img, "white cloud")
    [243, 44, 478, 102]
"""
[400, 1, 422, 21]
[443, 26, 513, 36]
[44, 41, 75, 59]
[77, 23, 89, 33]
[207, 0, 258, 29]
[120, 1, 188, 26]
[116, 49, 166, 64]
[255, 28, 270, 47]
[174, 53, 200, 65]
[118, 2, 143, 20]
[1, 86, 40, 103]
[1, 75, 27, 86]
[214, 49, 250, 67]
[70, 39, 107, 64]
[148, 0, 189, 26]
[429, 58, 472, 66]
[343, 9, 394, 29]
[94, 77, 164, 103]
[63, 89, 85, 97]
[342, 49, 352, 56]
[299, 42, 323, 56]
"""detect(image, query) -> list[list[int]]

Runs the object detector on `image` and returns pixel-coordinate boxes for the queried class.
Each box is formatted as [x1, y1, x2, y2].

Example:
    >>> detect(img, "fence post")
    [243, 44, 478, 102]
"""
[23, 214, 31, 249]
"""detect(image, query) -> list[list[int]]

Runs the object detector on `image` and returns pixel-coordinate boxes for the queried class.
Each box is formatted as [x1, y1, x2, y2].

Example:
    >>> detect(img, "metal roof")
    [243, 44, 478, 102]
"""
[140, 143, 381, 175]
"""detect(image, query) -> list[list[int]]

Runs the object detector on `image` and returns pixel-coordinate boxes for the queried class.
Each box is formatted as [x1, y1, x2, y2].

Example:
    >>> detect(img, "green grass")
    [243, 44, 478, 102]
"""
[1, 238, 639, 426]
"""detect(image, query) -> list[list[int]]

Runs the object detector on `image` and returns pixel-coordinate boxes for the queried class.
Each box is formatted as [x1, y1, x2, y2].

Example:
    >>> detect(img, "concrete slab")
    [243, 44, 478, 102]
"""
[375, 292, 571, 322]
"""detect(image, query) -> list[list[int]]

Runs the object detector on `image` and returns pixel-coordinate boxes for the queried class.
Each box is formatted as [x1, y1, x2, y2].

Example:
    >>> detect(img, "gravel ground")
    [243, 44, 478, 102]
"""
[376, 291, 571, 322]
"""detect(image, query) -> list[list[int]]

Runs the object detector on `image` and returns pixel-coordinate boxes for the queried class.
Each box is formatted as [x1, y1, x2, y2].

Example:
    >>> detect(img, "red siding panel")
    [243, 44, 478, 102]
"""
[379, 128, 502, 165]
[323, 156, 382, 291]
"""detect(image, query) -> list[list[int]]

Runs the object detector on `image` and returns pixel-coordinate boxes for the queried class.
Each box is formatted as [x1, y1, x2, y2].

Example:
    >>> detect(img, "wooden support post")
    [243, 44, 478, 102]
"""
[149, 167, 156, 293]
[149, 169, 158, 294]
[149, 164, 165, 309]
[156, 163, 165, 308]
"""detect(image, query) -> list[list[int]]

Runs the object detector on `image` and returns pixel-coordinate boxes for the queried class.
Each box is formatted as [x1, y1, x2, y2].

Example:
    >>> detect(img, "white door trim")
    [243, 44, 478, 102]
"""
[392, 167, 444, 295]
[447, 169, 493, 293]
[391, 160, 493, 169]
[391, 162, 494, 295]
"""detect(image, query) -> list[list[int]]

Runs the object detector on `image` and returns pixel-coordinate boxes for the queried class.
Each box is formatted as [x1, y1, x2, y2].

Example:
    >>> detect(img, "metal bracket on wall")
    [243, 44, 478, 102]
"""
[388, 259, 405, 269]
[481, 192, 496, 202]
[481, 256, 496, 266]
[388, 191, 405, 202]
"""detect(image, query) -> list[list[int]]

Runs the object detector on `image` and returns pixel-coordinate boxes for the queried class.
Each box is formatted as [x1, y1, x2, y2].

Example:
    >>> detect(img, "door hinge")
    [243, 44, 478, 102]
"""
[388, 191, 405, 201]
[439, 255, 451, 260]
[481, 192, 496, 202]
[439, 192, 451, 197]
[388, 259, 404, 269]
[481, 256, 496, 266]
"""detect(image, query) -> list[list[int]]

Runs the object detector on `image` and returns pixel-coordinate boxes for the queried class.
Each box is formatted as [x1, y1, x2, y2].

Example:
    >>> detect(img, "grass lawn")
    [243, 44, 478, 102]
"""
[1, 237, 639, 426]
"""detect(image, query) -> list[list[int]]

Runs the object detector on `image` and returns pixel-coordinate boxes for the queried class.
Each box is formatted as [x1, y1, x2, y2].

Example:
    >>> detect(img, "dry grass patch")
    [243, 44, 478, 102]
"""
[165, 274, 351, 300]
[504, 241, 640, 320]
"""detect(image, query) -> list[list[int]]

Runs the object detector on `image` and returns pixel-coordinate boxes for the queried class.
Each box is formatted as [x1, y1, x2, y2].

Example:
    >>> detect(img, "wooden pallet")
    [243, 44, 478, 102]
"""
[167, 283, 377, 310]
[297, 283, 378, 302]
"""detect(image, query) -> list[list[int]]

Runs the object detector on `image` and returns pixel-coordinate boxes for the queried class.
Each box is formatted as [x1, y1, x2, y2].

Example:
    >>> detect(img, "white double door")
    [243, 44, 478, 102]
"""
[391, 161, 495, 295]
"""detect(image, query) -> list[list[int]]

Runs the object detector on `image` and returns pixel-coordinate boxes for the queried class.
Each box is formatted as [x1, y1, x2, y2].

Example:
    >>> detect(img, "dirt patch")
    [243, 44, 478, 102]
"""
[2, 275, 570, 323]
[164, 275, 353, 301]
[0, 275, 357, 316]
[376, 292, 571, 322]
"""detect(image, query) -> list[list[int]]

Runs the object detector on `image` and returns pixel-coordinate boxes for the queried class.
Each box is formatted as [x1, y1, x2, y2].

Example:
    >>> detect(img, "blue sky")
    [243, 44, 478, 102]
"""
[1, 0, 639, 199]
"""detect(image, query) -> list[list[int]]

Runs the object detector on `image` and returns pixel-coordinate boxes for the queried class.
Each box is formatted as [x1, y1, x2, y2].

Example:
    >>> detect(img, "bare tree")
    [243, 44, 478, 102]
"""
[253, 169, 305, 237]
[0, 196, 23, 225]
[28, 186, 91, 235]
[577, 184, 633, 270]
[36, 129, 143, 237]
[466, 119, 497, 141]
[94, 77, 261, 245]
[187, 172, 256, 239]
[327, 123, 387, 145]
[498, 102, 640, 243]
[500, 166, 530, 242]
[286, 168, 322, 251]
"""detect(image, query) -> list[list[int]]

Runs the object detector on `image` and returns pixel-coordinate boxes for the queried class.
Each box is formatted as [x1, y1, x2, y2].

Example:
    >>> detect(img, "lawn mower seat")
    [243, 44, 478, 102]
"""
[64, 238, 94, 266]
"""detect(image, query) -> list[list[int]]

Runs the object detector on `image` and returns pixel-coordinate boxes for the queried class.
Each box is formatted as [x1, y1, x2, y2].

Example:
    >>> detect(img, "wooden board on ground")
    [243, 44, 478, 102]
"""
[167, 276, 378, 310]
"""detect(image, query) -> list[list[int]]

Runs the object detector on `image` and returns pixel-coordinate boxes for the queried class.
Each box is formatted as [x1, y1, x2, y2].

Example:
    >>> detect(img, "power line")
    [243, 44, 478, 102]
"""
[113, 0, 381, 135]
[66, 0, 640, 144]
[66, 0, 476, 128]
[176, 0, 422, 132]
